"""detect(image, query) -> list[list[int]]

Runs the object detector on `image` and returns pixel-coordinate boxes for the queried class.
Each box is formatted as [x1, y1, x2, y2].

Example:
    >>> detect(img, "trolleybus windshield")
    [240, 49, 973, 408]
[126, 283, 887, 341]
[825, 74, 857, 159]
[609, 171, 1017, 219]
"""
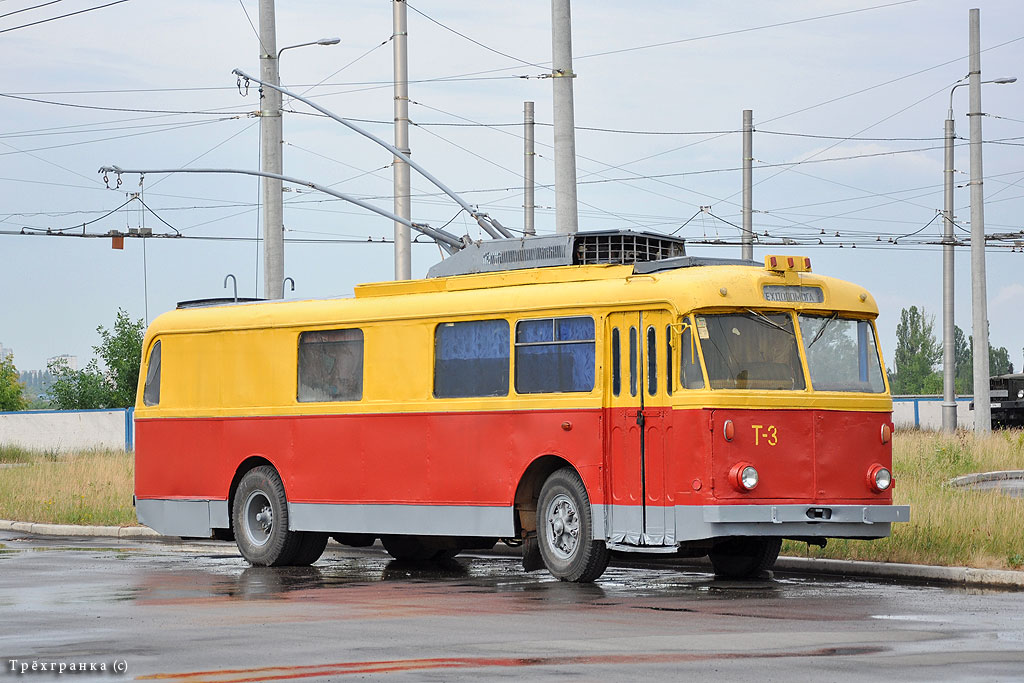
[693, 312, 805, 390]
[798, 314, 885, 393]
[688, 312, 885, 393]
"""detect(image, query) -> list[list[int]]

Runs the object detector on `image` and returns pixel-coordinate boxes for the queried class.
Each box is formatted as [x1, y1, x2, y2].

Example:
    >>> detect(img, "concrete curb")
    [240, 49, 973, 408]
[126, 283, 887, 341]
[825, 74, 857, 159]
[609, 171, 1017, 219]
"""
[0, 519, 159, 538]
[948, 470, 1024, 487]
[771, 556, 1024, 588]
[3, 520, 1021, 588]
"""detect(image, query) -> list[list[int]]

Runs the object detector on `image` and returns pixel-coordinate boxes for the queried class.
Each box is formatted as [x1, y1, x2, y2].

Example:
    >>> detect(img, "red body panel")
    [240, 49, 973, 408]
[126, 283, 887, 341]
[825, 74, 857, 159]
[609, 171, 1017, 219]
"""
[707, 409, 893, 504]
[136, 408, 893, 509]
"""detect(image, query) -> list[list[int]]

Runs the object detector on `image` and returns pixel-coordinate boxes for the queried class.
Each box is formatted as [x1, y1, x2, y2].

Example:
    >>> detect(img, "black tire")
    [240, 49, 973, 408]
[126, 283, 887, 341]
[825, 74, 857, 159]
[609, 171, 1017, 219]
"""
[381, 535, 462, 562]
[232, 466, 303, 566]
[536, 467, 609, 582]
[291, 532, 329, 566]
[708, 536, 781, 579]
[331, 533, 376, 548]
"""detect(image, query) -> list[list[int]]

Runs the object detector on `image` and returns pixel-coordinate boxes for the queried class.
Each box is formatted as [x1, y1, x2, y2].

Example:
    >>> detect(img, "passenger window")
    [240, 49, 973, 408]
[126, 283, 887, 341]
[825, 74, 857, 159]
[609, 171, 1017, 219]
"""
[612, 328, 621, 397]
[647, 326, 657, 396]
[680, 322, 705, 389]
[629, 326, 638, 397]
[665, 325, 673, 396]
[434, 319, 509, 398]
[142, 340, 161, 406]
[298, 329, 364, 402]
[515, 316, 595, 393]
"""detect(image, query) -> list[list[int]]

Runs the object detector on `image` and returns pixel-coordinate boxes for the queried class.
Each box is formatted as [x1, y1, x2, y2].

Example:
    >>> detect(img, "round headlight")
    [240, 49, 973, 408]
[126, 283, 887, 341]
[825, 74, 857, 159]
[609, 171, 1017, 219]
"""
[1017, 389, 1023, 399]
[867, 465, 892, 493]
[740, 466, 759, 490]
[728, 463, 759, 492]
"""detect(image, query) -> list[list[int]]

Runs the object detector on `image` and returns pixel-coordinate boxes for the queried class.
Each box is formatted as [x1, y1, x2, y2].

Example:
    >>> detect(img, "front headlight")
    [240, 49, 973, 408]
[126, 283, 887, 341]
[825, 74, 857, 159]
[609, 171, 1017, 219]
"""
[729, 463, 759, 492]
[867, 464, 892, 493]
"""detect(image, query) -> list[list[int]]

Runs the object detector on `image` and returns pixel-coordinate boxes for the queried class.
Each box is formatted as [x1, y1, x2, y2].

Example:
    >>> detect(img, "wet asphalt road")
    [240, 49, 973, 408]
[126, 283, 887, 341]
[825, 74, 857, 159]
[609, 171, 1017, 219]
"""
[1, 532, 1023, 682]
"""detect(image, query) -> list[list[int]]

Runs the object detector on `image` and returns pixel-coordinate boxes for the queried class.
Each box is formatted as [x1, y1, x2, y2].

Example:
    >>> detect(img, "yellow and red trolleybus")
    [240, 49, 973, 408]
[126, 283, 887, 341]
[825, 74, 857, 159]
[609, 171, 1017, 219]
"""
[134, 232, 908, 582]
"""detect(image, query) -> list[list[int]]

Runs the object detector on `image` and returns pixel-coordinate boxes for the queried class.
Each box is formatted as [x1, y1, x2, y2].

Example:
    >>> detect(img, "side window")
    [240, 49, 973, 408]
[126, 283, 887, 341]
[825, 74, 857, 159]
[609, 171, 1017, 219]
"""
[612, 328, 621, 397]
[434, 319, 509, 398]
[680, 322, 705, 389]
[629, 326, 638, 397]
[665, 325, 674, 396]
[142, 340, 161, 406]
[515, 316, 595, 394]
[298, 329, 363, 402]
[646, 326, 657, 396]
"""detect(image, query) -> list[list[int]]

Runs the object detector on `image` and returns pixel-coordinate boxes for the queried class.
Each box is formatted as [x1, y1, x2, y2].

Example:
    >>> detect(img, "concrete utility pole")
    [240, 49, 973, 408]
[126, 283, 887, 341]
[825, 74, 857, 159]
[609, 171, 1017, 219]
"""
[393, 0, 412, 280]
[968, 7, 991, 434]
[259, 0, 283, 299]
[524, 101, 536, 236]
[943, 75, 1014, 432]
[551, 0, 579, 235]
[741, 109, 753, 261]
[941, 108, 957, 431]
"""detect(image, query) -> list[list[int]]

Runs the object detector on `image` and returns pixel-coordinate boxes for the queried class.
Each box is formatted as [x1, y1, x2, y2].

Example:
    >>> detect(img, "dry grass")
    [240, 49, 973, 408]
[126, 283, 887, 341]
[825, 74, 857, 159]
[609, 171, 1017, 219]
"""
[783, 429, 1024, 570]
[0, 448, 136, 526]
[3, 432, 1024, 569]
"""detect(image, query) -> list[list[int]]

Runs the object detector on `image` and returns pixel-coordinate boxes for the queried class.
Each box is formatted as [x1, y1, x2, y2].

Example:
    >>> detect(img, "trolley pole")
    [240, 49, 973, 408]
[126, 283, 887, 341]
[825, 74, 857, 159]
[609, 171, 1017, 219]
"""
[968, 8, 991, 434]
[741, 109, 753, 261]
[941, 113, 957, 431]
[524, 101, 536, 236]
[393, 0, 412, 280]
[259, 0, 283, 299]
[551, 0, 579, 235]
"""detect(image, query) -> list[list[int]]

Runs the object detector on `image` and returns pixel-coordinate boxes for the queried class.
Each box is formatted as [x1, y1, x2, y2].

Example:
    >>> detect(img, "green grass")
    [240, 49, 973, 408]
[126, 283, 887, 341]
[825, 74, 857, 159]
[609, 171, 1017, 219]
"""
[783, 429, 1024, 570]
[0, 443, 60, 464]
[0, 448, 136, 526]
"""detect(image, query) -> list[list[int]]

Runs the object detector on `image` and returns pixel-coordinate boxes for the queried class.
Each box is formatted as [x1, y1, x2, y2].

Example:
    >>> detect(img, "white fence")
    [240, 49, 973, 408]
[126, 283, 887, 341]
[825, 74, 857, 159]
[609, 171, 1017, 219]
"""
[0, 398, 973, 451]
[892, 396, 974, 431]
[0, 408, 134, 452]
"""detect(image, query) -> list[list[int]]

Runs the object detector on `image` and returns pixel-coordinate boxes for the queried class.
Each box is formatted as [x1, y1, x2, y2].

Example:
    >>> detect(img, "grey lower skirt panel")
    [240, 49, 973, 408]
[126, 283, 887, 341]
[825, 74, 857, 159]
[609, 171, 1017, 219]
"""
[138, 498, 516, 538]
[136, 498, 229, 537]
[288, 502, 516, 537]
[598, 503, 910, 549]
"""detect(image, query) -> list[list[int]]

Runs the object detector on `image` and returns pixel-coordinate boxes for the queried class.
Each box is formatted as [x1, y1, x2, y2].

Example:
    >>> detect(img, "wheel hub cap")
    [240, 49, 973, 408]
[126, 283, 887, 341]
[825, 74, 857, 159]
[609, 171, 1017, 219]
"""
[545, 493, 580, 560]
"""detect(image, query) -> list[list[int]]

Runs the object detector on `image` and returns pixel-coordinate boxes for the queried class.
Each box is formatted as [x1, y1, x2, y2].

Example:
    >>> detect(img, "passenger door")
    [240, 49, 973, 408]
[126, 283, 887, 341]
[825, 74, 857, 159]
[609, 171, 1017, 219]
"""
[605, 310, 674, 546]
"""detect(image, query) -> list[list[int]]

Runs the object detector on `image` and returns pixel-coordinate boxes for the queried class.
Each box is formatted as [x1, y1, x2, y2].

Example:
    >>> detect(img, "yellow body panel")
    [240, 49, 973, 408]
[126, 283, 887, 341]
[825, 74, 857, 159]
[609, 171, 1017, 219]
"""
[136, 263, 890, 419]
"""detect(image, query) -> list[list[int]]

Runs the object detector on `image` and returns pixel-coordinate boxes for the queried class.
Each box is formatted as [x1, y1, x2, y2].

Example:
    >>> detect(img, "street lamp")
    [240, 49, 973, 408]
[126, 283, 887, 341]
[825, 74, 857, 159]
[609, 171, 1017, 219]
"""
[941, 75, 1015, 431]
[278, 37, 341, 59]
[260, 37, 341, 300]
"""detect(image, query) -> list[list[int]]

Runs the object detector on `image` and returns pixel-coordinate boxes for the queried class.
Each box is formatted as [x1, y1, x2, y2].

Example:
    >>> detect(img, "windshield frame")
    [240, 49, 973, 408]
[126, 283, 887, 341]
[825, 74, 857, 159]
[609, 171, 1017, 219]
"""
[681, 310, 886, 394]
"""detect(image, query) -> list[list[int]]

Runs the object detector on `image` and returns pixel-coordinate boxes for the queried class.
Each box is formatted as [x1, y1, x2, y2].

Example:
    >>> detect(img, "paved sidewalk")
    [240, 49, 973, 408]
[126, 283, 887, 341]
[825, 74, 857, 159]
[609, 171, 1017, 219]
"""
[3, 519, 1022, 588]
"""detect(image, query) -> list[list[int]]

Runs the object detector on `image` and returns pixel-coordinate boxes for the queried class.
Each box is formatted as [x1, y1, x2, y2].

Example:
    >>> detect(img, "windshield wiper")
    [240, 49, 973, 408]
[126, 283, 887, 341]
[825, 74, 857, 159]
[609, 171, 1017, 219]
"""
[744, 309, 793, 336]
[806, 313, 839, 349]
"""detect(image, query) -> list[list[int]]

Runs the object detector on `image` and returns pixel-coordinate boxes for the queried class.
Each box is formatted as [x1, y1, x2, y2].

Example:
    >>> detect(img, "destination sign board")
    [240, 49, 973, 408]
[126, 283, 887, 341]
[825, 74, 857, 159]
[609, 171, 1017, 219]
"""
[762, 285, 825, 303]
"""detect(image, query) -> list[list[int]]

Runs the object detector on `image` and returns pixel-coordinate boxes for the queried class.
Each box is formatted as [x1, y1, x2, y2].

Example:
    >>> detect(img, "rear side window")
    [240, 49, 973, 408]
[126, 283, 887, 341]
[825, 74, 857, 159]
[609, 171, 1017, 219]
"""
[515, 316, 595, 393]
[298, 329, 364, 402]
[142, 340, 161, 406]
[434, 319, 509, 398]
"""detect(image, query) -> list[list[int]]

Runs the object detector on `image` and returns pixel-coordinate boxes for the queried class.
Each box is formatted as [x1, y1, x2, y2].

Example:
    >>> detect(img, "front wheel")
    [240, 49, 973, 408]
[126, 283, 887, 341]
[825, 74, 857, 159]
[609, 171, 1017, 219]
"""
[708, 536, 781, 579]
[536, 467, 609, 583]
[232, 466, 304, 566]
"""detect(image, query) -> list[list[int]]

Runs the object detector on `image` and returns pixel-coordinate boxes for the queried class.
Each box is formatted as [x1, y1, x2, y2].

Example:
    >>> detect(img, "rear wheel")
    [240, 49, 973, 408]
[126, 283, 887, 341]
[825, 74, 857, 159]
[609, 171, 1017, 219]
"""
[536, 467, 609, 582]
[291, 532, 329, 566]
[232, 466, 303, 566]
[708, 537, 781, 579]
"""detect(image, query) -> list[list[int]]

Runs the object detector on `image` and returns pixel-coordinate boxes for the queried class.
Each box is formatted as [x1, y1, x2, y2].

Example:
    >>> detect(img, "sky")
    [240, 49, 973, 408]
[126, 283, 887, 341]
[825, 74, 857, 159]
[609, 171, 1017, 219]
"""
[2, 0, 1023, 377]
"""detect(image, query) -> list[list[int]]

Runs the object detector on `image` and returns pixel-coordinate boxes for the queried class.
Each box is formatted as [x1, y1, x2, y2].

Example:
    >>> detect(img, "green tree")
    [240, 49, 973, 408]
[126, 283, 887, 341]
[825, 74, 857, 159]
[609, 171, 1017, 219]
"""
[954, 325, 972, 394]
[47, 309, 145, 409]
[0, 352, 28, 412]
[956, 329, 1016, 394]
[889, 306, 941, 395]
[990, 345, 1013, 376]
